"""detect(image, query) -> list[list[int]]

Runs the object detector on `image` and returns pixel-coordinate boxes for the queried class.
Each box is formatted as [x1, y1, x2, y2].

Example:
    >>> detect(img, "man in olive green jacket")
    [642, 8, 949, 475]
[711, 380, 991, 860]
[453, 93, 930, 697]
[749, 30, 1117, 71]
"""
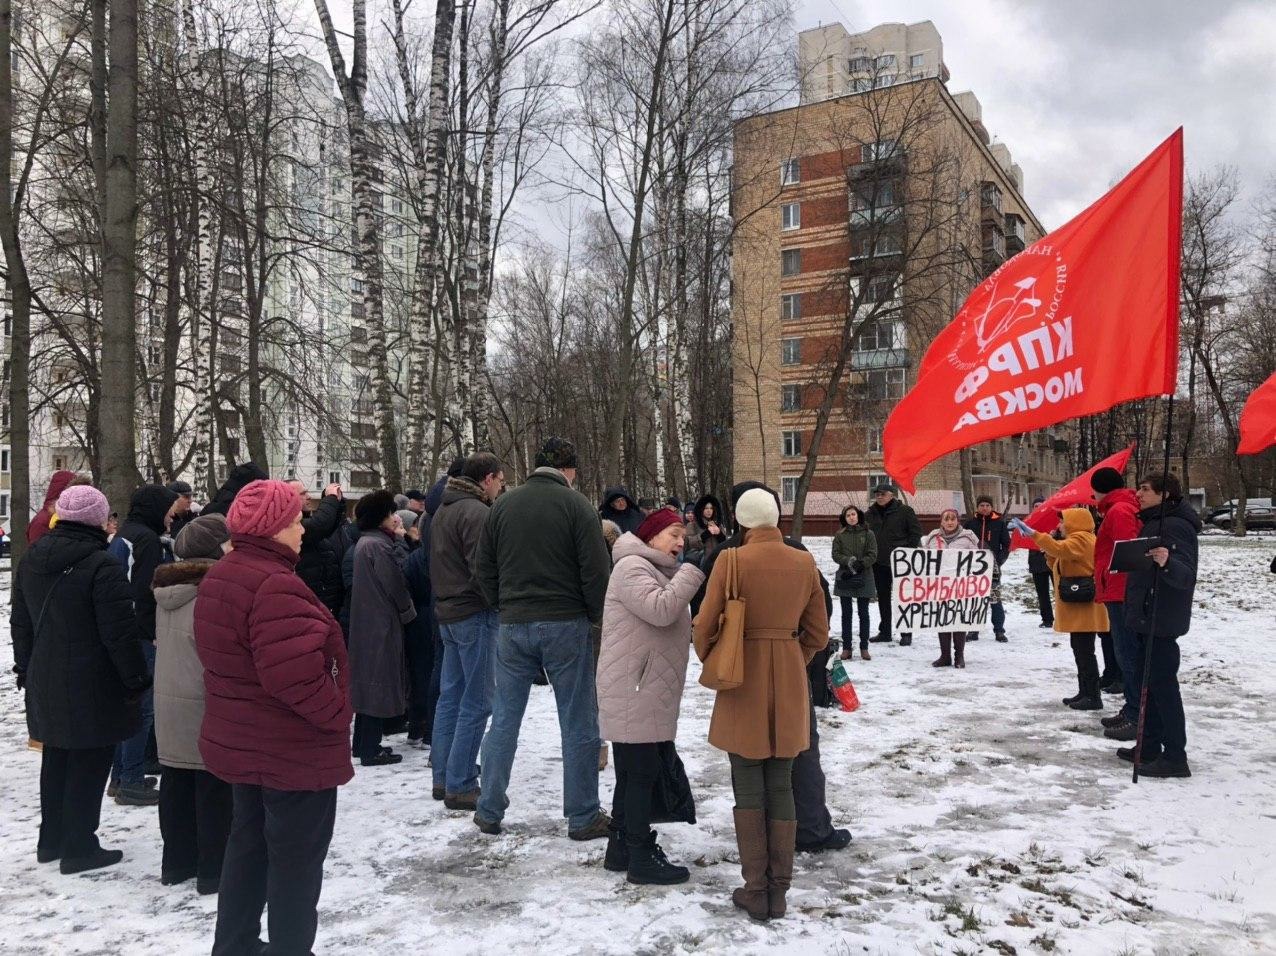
[473, 438, 612, 840]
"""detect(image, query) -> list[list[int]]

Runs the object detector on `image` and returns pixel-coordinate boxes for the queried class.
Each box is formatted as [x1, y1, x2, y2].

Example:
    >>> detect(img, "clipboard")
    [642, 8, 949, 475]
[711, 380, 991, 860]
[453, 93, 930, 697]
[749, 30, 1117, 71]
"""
[1109, 536, 1163, 573]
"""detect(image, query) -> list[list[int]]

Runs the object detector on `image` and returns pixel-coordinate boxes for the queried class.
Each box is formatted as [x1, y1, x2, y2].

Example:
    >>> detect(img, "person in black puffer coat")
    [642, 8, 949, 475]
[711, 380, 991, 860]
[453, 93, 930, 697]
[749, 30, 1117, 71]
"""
[684, 494, 728, 568]
[288, 481, 346, 618]
[1117, 473, 1201, 779]
[200, 462, 269, 518]
[12, 484, 151, 875]
[599, 486, 644, 536]
[864, 484, 922, 645]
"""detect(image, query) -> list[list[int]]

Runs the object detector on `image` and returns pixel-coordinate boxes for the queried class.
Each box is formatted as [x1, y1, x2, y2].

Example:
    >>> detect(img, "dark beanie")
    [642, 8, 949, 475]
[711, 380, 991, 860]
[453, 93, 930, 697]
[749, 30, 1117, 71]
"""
[1090, 467, 1125, 495]
[355, 490, 398, 531]
[535, 437, 578, 471]
[637, 508, 682, 543]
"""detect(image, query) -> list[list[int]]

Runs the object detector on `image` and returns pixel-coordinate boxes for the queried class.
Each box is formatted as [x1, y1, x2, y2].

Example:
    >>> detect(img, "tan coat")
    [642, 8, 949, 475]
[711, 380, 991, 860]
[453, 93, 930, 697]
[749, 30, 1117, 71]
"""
[692, 527, 829, 759]
[1033, 509, 1110, 634]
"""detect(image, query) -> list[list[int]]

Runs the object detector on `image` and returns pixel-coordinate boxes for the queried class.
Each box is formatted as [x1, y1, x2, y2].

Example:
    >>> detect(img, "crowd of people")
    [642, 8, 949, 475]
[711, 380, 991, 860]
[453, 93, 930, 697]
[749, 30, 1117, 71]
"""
[9, 443, 1204, 951]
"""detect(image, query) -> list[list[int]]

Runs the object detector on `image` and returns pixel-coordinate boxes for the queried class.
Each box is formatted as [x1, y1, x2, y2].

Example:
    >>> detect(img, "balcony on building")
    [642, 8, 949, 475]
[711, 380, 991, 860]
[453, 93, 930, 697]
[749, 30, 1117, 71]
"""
[982, 227, 1006, 272]
[848, 143, 907, 181]
[980, 181, 1003, 228]
[1005, 213, 1026, 254]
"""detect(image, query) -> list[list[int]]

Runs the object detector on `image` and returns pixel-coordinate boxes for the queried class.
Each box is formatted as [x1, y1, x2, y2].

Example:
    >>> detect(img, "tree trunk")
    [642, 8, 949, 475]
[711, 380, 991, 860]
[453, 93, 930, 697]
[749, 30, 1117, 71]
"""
[99, 0, 142, 512]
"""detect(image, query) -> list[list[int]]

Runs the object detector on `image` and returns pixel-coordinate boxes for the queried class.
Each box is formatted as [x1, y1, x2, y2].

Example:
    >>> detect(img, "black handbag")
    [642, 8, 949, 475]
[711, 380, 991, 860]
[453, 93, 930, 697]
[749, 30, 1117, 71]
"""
[1058, 575, 1096, 603]
[649, 741, 697, 825]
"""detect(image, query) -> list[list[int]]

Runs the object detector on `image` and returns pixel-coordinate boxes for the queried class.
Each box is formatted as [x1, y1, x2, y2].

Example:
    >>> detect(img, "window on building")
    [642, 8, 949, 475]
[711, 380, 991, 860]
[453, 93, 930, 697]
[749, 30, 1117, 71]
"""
[853, 318, 899, 352]
[3, 312, 10, 336]
[780, 158, 800, 186]
[866, 426, 883, 454]
[852, 78, 871, 92]
[781, 476, 799, 504]
[873, 234, 902, 256]
[876, 54, 896, 68]
[1, 448, 8, 472]
[53, 411, 66, 429]
[848, 56, 872, 73]
[329, 470, 341, 485]
[53, 455, 66, 470]
[781, 338, 801, 365]
[874, 74, 896, 89]
[781, 202, 800, 230]
[863, 138, 898, 162]
[852, 181, 898, 213]
[867, 472, 891, 491]
[351, 469, 380, 488]
[867, 367, 906, 400]
[780, 293, 802, 321]
[781, 248, 801, 276]
[781, 384, 802, 412]
[909, 53, 925, 70]
[865, 274, 898, 305]
[0, 492, 9, 518]
[782, 431, 802, 457]
[351, 277, 364, 294]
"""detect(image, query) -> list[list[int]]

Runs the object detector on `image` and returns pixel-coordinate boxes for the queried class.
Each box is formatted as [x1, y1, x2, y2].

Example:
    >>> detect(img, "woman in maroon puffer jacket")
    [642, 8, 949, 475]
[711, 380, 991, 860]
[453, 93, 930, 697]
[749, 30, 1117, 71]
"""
[194, 479, 353, 956]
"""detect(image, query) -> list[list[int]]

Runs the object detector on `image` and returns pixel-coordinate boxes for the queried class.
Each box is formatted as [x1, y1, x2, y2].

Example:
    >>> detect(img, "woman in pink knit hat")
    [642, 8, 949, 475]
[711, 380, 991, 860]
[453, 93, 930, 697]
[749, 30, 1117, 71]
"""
[193, 479, 353, 954]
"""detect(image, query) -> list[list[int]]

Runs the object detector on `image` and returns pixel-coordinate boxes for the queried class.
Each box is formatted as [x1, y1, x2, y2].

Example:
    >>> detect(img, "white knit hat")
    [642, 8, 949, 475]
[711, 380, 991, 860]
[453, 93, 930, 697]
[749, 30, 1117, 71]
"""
[735, 487, 780, 529]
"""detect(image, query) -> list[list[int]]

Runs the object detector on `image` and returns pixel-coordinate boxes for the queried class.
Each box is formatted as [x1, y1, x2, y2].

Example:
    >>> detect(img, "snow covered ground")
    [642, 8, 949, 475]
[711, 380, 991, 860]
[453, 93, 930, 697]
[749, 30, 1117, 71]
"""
[2, 535, 1275, 955]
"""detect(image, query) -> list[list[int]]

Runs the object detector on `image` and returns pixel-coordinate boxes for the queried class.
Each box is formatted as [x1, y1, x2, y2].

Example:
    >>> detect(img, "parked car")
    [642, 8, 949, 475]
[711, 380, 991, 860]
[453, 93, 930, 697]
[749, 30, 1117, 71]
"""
[1211, 502, 1276, 531]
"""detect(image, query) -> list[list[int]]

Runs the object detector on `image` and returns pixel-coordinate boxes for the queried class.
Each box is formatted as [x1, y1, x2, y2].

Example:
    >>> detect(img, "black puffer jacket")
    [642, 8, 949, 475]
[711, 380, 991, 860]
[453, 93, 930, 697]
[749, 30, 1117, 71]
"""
[963, 511, 1011, 565]
[599, 486, 643, 535]
[201, 462, 269, 518]
[1123, 499, 1201, 638]
[11, 521, 151, 748]
[107, 484, 179, 640]
[865, 498, 923, 567]
[685, 494, 727, 566]
[296, 494, 346, 617]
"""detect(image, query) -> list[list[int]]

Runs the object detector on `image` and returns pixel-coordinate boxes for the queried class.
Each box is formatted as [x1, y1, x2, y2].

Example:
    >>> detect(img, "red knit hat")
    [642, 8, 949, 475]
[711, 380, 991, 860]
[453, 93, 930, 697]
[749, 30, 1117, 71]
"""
[636, 508, 683, 543]
[227, 479, 302, 539]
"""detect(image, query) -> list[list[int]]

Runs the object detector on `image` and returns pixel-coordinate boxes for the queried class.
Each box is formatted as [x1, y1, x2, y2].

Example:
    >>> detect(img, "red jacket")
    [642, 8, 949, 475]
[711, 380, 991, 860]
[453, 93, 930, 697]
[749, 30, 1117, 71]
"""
[1094, 489, 1140, 603]
[28, 470, 76, 545]
[194, 534, 353, 791]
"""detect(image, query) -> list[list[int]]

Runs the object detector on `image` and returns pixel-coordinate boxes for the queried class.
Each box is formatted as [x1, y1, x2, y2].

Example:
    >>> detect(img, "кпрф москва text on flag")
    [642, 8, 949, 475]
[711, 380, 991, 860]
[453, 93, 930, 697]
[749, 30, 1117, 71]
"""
[883, 128, 1184, 494]
[1237, 371, 1276, 455]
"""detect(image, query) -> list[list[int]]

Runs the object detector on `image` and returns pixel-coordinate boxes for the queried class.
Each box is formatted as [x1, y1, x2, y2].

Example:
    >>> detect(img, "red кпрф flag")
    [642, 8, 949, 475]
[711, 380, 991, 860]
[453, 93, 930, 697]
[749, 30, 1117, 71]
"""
[1237, 372, 1276, 455]
[884, 129, 1183, 493]
[1009, 443, 1136, 551]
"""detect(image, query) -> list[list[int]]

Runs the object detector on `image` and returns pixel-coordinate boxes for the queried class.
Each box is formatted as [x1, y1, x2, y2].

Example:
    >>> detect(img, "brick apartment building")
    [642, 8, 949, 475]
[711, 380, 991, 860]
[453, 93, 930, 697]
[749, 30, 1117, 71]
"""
[731, 20, 1076, 532]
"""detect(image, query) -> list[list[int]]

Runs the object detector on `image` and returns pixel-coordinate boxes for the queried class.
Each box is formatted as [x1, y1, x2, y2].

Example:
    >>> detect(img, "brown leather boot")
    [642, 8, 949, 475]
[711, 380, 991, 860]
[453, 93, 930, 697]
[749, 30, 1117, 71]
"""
[731, 808, 770, 921]
[766, 818, 797, 918]
[859, 645, 871, 661]
[932, 634, 952, 667]
[953, 634, 967, 668]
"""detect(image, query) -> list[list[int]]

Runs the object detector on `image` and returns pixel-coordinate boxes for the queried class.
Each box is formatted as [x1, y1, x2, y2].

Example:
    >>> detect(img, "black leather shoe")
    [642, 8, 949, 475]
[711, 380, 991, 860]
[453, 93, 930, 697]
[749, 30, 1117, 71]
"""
[360, 747, 403, 767]
[868, 634, 892, 644]
[1138, 757, 1191, 778]
[796, 828, 852, 853]
[61, 848, 124, 875]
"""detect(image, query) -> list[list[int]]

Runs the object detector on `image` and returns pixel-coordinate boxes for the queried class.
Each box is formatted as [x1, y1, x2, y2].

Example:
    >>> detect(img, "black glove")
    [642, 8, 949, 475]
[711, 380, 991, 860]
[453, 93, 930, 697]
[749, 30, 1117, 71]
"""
[13, 666, 25, 691]
[850, 558, 865, 574]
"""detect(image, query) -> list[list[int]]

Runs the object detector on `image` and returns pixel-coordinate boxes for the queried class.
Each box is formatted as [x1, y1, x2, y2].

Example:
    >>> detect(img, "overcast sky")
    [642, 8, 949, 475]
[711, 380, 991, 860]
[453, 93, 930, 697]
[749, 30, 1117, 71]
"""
[798, 0, 1276, 228]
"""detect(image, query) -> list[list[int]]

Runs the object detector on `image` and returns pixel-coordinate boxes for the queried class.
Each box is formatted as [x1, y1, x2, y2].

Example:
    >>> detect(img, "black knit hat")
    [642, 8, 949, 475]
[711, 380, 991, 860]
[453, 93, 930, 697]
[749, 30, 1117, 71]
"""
[355, 490, 398, 531]
[1090, 467, 1125, 495]
[535, 437, 578, 470]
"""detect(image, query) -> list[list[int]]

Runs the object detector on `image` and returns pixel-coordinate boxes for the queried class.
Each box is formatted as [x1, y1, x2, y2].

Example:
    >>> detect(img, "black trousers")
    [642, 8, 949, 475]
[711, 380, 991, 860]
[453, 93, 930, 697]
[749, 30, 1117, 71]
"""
[793, 698, 834, 845]
[1031, 572, 1055, 625]
[1099, 632, 1122, 682]
[38, 745, 115, 861]
[840, 596, 872, 648]
[352, 714, 384, 760]
[610, 742, 661, 847]
[1136, 634, 1187, 763]
[159, 766, 233, 880]
[404, 620, 435, 736]
[1070, 632, 1098, 683]
[213, 784, 337, 956]
[872, 565, 893, 638]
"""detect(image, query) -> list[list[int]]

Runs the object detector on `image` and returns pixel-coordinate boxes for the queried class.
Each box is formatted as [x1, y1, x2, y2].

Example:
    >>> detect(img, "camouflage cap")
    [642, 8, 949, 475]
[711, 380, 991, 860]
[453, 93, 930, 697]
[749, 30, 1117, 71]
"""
[535, 437, 578, 471]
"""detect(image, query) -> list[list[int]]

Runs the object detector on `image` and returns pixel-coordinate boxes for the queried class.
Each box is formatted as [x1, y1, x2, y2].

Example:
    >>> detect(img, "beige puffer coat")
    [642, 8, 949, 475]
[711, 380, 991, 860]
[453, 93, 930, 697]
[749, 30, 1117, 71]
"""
[596, 533, 705, 743]
[154, 559, 216, 770]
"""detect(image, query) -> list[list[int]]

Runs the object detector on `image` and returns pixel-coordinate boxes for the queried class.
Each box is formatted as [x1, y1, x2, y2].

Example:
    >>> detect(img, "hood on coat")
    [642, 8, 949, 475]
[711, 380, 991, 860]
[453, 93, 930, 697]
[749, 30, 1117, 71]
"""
[611, 531, 679, 575]
[1137, 498, 1203, 533]
[1097, 487, 1139, 516]
[23, 520, 108, 573]
[42, 470, 78, 510]
[153, 575, 204, 612]
[205, 462, 269, 515]
[126, 484, 180, 534]
[600, 486, 640, 516]
[153, 558, 216, 593]
[441, 475, 488, 507]
[693, 494, 724, 530]
[1061, 507, 1096, 535]
[600, 519, 621, 551]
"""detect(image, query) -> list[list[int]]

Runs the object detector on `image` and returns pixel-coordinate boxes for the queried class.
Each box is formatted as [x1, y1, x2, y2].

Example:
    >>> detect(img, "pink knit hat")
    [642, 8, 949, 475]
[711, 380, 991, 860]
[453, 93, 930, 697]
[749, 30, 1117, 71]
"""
[227, 479, 302, 538]
[56, 484, 110, 528]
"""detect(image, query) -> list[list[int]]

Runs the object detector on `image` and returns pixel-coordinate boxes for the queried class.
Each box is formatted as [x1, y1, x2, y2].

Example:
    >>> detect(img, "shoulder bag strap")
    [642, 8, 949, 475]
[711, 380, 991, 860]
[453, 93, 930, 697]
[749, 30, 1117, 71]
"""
[33, 559, 83, 641]
[726, 548, 739, 601]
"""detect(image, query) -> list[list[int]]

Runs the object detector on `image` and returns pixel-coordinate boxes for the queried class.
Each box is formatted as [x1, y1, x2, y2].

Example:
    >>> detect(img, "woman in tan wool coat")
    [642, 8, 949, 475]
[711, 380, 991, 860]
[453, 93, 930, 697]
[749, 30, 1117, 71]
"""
[1023, 506, 1109, 711]
[693, 488, 829, 922]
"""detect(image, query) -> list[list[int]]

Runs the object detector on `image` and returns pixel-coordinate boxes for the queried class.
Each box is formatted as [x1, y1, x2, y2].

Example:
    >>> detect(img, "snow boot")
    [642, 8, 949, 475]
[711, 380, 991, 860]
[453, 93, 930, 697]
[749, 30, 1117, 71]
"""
[932, 635, 952, 668]
[966, 633, 979, 642]
[1068, 662, 1102, 710]
[1137, 757, 1191, 778]
[627, 836, 690, 886]
[766, 819, 797, 918]
[995, 631, 1008, 643]
[603, 825, 629, 873]
[1061, 671, 1086, 706]
[898, 633, 912, 647]
[731, 808, 770, 921]
[953, 634, 967, 669]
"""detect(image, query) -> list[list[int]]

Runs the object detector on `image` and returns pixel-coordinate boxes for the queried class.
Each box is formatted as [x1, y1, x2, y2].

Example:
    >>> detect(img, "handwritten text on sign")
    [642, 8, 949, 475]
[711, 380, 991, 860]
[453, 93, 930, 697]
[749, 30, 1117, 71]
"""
[891, 548, 995, 633]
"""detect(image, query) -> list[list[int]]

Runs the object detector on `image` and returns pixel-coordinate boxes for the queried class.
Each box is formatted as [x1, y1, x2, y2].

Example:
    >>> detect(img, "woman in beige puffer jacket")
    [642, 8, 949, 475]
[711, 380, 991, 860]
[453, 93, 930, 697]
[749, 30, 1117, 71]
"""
[596, 511, 704, 886]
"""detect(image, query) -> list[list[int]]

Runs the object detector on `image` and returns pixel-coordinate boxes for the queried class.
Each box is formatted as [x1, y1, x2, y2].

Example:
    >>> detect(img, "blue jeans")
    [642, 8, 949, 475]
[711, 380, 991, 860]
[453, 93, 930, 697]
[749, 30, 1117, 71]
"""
[431, 610, 497, 794]
[113, 640, 156, 786]
[1107, 601, 1141, 721]
[475, 618, 601, 830]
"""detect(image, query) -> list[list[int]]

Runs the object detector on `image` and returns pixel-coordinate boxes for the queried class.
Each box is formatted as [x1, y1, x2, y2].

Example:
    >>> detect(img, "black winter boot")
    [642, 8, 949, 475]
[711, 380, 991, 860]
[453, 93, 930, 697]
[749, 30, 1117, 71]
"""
[898, 633, 912, 647]
[1068, 661, 1102, 710]
[627, 836, 690, 885]
[603, 825, 629, 873]
[1061, 674, 1085, 706]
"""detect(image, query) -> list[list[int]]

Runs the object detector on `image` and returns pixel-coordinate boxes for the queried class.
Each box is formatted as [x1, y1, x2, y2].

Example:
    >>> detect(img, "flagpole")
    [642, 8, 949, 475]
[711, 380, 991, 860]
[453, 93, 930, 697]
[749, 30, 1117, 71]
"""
[1131, 393, 1175, 784]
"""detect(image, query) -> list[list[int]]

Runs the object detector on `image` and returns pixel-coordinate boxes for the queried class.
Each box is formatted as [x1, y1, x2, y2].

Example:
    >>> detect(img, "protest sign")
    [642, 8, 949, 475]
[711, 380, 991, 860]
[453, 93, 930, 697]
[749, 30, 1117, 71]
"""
[891, 547, 995, 634]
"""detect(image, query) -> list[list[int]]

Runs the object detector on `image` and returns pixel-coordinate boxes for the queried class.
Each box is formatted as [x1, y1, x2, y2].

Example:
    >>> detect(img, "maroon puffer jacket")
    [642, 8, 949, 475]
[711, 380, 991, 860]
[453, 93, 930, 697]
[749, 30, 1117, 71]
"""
[194, 534, 353, 791]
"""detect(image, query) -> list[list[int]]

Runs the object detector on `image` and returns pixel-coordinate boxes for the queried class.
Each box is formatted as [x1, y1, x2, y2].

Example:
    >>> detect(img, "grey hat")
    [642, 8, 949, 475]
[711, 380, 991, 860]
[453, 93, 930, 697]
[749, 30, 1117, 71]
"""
[394, 493, 409, 510]
[167, 480, 193, 497]
[174, 513, 230, 560]
[395, 509, 418, 531]
[871, 483, 895, 495]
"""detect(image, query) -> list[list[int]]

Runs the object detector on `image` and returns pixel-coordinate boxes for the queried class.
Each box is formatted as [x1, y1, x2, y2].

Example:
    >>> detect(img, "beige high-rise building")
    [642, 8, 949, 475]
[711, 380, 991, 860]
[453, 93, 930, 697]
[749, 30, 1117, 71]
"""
[732, 21, 1073, 531]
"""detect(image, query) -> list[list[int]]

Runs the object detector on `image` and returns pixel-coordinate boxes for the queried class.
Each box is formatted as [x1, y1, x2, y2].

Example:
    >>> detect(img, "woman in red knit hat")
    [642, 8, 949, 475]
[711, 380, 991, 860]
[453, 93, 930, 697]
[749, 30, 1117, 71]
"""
[193, 479, 353, 955]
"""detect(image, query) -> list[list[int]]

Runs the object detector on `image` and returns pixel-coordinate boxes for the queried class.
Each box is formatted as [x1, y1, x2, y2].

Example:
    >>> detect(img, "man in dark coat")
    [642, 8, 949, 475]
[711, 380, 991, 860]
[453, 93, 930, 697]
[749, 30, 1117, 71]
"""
[963, 495, 1011, 642]
[288, 481, 346, 617]
[12, 483, 151, 873]
[698, 480, 851, 855]
[1116, 473, 1200, 779]
[599, 486, 643, 535]
[107, 483, 179, 805]
[201, 462, 269, 518]
[1026, 497, 1055, 628]
[864, 483, 922, 645]
[166, 480, 196, 539]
